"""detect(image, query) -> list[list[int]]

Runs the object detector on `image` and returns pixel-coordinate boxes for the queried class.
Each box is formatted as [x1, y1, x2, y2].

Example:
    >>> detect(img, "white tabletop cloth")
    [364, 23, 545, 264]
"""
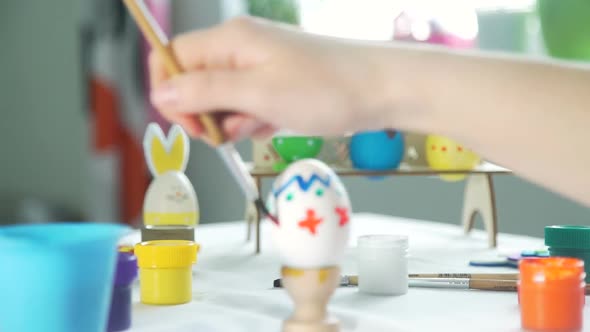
[122, 213, 589, 332]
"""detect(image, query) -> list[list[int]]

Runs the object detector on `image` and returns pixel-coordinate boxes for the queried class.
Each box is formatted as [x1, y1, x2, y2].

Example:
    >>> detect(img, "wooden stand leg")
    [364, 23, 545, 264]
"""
[247, 208, 251, 241]
[255, 176, 262, 254]
[462, 174, 498, 247]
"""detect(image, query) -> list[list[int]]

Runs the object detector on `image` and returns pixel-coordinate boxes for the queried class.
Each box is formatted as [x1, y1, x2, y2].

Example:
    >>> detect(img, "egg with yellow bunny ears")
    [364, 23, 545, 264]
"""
[271, 159, 351, 269]
[143, 123, 199, 228]
[425, 135, 481, 181]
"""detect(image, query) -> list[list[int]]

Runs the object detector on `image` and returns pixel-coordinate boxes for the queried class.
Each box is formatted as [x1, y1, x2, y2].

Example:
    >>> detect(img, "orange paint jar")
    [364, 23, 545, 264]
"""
[518, 257, 585, 331]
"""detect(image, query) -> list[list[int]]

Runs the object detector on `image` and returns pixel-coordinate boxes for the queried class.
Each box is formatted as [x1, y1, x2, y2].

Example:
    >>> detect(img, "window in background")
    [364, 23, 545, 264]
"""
[298, 0, 537, 42]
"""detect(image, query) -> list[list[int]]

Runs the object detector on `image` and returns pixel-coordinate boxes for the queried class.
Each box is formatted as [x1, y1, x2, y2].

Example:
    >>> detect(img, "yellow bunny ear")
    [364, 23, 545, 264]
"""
[143, 123, 189, 176]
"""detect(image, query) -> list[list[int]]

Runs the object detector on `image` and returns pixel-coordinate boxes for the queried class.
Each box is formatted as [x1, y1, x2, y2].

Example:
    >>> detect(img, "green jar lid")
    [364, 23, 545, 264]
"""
[545, 225, 590, 249]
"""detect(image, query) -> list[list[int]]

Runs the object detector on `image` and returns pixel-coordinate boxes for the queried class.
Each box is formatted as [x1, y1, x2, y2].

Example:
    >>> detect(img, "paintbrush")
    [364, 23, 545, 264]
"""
[410, 278, 518, 292]
[272, 276, 520, 291]
[409, 273, 519, 280]
[410, 278, 590, 293]
[273, 273, 518, 288]
[122, 0, 276, 223]
[274, 274, 590, 293]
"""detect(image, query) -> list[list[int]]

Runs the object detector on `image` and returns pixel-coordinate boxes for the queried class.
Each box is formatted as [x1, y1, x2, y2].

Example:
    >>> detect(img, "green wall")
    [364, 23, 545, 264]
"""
[0, 0, 89, 223]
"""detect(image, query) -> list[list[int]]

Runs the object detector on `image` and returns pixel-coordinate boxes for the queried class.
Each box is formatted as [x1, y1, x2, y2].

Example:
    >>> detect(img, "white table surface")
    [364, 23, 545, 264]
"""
[121, 213, 590, 332]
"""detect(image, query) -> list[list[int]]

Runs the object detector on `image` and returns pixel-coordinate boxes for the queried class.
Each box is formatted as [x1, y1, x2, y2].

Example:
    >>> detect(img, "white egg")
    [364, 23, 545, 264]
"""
[265, 190, 276, 218]
[270, 159, 351, 268]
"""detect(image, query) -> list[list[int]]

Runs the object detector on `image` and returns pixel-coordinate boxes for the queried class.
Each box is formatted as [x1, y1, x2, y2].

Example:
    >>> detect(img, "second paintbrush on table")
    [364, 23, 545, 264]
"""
[274, 273, 590, 293]
[273, 273, 517, 288]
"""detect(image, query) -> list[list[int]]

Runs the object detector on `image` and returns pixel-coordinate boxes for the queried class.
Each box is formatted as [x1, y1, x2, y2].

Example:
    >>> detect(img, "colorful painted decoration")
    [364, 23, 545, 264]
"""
[271, 159, 351, 268]
[142, 123, 199, 227]
[425, 135, 481, 182]
[271, 136, 324, 172]
[350, 130, 405, 170]
[252, 138, 283, 169]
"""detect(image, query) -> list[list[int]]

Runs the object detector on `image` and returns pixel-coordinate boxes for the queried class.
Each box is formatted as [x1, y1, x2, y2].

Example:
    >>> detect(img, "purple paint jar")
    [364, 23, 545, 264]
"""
[107, 252, 138, 332]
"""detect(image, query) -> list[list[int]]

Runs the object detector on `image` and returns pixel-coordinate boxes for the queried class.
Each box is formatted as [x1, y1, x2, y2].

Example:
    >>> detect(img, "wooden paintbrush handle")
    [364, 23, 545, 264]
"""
[469, 279, 517, 292]
[123, 0, 224, 146]
[409, 273, 519, 281]
[470, 279, 590, 294]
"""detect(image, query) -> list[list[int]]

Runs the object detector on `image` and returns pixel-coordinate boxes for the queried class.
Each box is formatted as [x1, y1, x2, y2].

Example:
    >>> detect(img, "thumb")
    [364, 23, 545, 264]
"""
[150, 69, 259, 116]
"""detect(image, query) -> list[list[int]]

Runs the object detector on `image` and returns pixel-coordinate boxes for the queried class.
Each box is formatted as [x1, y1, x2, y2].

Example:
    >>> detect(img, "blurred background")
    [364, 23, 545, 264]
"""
[1, 0, 588, 237]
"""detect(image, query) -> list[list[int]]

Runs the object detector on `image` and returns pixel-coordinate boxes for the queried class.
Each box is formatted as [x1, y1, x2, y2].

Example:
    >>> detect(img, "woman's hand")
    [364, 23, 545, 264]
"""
[149, 16, 418, 142]
[149, 16, 590, 208]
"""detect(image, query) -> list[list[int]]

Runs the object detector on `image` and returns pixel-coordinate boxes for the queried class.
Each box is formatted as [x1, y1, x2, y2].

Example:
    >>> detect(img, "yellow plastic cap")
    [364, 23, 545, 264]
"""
[135, 240, 199, 268]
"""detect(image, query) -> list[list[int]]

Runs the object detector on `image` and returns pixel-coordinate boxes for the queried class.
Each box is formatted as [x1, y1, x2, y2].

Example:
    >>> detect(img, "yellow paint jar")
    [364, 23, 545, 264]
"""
[134, 240, 199, 305]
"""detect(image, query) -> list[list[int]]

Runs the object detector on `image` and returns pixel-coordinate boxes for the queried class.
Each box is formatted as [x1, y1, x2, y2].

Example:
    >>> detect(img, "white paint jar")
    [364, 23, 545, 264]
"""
[357, 234, 409, 295]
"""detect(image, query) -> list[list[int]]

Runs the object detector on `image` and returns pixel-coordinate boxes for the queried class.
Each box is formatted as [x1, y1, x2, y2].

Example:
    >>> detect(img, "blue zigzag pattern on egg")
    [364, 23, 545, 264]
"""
[272, 174, 332, 198]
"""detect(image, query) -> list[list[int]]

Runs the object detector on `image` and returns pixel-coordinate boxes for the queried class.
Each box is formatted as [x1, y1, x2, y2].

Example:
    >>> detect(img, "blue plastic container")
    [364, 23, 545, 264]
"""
[0, 223, 129, 332]
[350, 130, 405, 170]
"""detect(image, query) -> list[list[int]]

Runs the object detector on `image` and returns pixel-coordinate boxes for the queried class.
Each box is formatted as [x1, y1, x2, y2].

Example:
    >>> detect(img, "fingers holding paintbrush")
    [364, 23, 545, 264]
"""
[149, 51, 276, 143]
[124, 0, 225, 146]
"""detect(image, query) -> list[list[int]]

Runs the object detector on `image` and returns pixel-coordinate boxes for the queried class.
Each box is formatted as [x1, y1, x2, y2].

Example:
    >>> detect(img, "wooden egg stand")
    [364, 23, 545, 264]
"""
[245, 135, 511, 254]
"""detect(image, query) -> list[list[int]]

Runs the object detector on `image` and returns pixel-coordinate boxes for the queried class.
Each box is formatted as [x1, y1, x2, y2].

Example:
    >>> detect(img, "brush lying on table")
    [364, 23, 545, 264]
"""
[274, 272, 590, 293]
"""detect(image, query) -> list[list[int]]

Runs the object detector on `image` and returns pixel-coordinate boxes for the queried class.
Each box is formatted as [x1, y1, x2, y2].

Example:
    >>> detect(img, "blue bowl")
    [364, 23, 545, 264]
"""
[350, 130, 405, 171]
[0, 222, 130, 332]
